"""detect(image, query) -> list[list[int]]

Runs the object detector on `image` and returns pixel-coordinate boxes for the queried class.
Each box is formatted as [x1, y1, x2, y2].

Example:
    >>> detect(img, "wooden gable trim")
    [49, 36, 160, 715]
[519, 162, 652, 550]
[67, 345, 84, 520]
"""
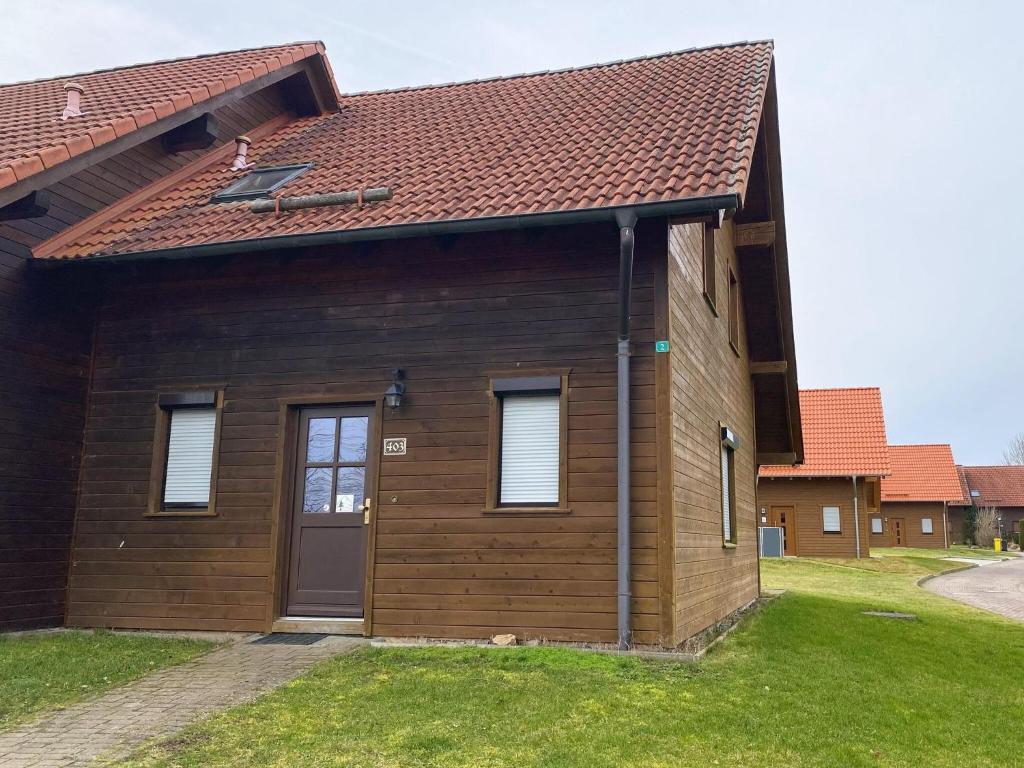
[734, 221, 775, 248]
[32, 113, 291, 260]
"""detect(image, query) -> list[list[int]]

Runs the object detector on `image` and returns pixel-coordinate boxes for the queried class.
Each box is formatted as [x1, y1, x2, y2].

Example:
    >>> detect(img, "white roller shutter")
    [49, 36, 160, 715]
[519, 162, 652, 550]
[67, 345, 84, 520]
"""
[721, 445, 732, 541]
[823, 506, 842, 533]
[163, 408, 217, 505]
[500, 395, 559, 504]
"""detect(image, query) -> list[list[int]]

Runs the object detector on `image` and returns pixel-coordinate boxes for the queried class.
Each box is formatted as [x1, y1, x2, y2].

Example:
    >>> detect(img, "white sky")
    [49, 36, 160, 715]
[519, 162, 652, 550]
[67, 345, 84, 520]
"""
[3, 0, 1021, 464]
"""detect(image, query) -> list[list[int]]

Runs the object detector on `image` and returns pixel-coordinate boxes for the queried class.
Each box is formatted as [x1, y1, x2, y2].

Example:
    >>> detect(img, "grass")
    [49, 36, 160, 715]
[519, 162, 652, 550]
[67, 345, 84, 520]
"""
[0, 630, 214, 730]
[121, 555, 1024, 768]
[870, 545, 1007, 561]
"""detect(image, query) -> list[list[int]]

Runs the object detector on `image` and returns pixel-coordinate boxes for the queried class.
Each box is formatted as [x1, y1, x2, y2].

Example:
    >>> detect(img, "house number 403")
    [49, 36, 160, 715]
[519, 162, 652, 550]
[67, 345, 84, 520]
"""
[383, 437, 407, 456]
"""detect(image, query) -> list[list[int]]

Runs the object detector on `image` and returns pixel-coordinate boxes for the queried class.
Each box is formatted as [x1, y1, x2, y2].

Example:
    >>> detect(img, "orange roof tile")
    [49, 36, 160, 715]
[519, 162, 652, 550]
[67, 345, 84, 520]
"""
[881, 444, 965, 503]
[957, 465, 1024, 507]
[759, 388, 889, 478]
[0, 42, 331, 193]
[33, 41, 775, 260]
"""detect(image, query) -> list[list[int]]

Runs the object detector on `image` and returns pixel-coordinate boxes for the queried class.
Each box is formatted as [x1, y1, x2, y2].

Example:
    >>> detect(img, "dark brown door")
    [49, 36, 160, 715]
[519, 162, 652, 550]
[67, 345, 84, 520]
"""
[286, 405, 376, 617]
[890, 518, 905, 547]
[770, 505, 796, 556]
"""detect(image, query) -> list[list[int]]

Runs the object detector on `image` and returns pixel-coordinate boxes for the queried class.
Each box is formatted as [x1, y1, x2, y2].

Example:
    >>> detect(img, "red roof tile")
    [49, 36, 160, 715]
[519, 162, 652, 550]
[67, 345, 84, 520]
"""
[957, 465, 1024, 507]
[33, 41, 775, 261]
[881, 444, 965, 503]
[0, 42, 331, 193]
[759, 388, 890, 478]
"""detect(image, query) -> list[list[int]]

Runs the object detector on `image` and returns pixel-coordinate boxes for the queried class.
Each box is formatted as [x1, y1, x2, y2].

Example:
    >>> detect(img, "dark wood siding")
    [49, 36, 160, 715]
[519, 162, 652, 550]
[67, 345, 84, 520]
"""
[0, 86, 288, 630]
[667, 221, 759, 643]
[66, 222, 666, 644]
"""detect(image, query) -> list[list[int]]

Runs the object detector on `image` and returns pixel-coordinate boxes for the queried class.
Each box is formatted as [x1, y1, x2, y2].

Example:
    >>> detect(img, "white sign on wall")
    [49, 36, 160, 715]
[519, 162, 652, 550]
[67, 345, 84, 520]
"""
[383, 437, 407, 456]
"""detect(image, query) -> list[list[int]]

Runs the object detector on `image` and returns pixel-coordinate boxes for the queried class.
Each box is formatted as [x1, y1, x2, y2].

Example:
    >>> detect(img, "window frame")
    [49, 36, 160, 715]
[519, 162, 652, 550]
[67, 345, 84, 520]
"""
[921, 517, 934, 535]
[702, 221, 718, 315]
[484, 372, 569, 515]
[210, 163, 313, 203]
[146, 389, 225, 517]
[870, 516, 884, 535]
[727, 265, 740, 355]
[720, 424, 739, 547]
[822, 505, 842, 534]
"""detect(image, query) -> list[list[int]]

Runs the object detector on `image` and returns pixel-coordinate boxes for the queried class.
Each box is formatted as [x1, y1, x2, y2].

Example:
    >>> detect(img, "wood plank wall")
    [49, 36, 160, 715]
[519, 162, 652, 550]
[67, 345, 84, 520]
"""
[666, 221, 759, 643]
[0, 87, 288, 629]
[757, 477, 873, 557]
[875, 502, 948, 549]
[66, 222, 667, 644]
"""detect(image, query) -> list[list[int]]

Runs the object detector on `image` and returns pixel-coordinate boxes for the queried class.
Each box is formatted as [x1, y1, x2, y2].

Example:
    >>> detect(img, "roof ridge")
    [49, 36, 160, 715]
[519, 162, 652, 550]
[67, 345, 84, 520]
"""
[0, 41, 324, 89]
[962, 464, 1024, 469]
[340, 39, 774, 98]
[800, 386, 881, 393]
[890, 443, 953, 449]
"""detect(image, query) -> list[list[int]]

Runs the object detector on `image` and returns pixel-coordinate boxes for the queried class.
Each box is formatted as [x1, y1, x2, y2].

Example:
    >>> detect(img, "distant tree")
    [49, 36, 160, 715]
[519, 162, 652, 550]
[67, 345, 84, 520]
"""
[975, 507, 999, 548]
[1004, 433, 1024, 465]
[963, 505, 977, 545]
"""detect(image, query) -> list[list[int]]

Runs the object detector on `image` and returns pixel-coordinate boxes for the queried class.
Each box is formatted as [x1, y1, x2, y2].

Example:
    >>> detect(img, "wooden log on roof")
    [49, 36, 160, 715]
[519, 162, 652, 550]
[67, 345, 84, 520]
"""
[250, 187, 393, 213]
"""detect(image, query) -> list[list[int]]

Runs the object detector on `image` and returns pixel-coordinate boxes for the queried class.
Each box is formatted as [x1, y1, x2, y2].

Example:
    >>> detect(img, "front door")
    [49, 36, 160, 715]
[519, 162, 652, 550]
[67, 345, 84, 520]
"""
[890, 518, 905, 547]
[286, 405, 376, 617]
[769, 505, 796, 556]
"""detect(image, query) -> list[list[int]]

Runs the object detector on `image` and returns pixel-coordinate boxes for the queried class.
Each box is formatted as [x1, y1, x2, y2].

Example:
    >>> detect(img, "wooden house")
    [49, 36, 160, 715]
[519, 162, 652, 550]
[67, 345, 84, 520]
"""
[0, 40, 802, 648]
[757, 388, 888, 558]
[875, 444, 964, 548]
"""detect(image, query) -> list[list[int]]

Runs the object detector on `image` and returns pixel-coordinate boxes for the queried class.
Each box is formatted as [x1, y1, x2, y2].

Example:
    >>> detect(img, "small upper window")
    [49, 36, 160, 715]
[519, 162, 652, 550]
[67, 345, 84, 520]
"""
[921, 518, 933, 534]
[211, 164, 311, 202]
[871, 517, 883, 534]
[720, 425, 739, 545]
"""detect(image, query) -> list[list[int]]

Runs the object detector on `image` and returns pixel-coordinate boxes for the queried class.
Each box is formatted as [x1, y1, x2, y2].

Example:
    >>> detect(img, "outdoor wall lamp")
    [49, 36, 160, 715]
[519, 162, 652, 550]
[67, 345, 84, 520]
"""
[384, 369, 406, 409]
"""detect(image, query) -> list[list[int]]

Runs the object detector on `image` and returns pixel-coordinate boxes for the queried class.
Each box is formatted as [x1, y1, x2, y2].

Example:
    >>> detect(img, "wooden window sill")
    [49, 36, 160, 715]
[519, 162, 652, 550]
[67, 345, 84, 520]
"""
[145, 508, 217, 518]
[482, 507, 572, 516]
[722, 542, 737, 550]
[729, 341, 740, 357]
[703, 291, 718, 317]
[822, 530, 843, 535]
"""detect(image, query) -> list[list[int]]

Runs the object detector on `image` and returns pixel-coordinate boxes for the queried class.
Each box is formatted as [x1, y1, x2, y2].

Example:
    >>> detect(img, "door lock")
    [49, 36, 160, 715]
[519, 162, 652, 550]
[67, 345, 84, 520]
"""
[359, 498, 372, 524]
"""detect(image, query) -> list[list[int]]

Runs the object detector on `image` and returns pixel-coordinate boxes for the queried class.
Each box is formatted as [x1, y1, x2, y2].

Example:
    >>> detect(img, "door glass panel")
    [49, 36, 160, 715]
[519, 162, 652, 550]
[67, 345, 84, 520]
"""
[339, 417, 368, 462]
[335, 467, 365, 514]
[306, 418, 337, 463]
[303, 467, 333, 513]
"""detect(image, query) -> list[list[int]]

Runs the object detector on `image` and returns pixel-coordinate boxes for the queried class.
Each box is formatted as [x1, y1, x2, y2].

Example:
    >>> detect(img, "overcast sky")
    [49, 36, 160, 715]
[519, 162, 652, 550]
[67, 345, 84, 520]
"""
[3, 1, 1022, 464]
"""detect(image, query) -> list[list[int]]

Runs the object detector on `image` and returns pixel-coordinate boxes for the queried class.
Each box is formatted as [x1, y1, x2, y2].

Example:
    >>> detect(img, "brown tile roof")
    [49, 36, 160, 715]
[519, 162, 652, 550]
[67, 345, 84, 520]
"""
[33, 41, 775, 261]
[0, 42, 331, 193]
[957, 465, 1024, 508]
[759, 388, 890, 478]
[881, 444, 965, 503]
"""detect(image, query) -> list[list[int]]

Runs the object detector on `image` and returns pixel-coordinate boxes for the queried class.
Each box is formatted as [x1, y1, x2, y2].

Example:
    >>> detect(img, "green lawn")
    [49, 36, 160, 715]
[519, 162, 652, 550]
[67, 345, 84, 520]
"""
[122, 556, 1024, 768]
[0, 630, 214, 730]
[871, 545, 1007, 561]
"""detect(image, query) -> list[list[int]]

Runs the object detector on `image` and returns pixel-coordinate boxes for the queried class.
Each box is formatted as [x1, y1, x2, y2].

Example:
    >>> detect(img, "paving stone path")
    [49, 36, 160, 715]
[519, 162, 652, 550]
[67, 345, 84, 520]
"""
[0, 635, 363, 767]
[924, 556, 1024, 622]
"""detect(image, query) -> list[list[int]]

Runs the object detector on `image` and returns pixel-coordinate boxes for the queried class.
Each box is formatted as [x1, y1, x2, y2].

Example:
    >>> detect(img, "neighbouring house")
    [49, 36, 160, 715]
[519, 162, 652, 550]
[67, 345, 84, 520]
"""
[949, 466, 1024, 545]
[0, 40, 802, 648]
[875, 444, 964, 549]
[757, 388, 889, 558]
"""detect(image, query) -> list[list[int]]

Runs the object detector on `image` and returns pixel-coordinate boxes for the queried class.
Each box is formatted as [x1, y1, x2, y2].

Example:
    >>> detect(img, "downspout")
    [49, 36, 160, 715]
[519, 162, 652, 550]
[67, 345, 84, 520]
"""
[942, 501, 949, 549]
[852, 475, 862, 559]
[615, 209, 638, 650]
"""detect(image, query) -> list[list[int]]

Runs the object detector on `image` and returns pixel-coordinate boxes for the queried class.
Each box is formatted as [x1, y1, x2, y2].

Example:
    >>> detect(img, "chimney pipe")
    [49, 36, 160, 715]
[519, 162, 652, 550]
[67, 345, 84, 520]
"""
[230, 136, 252, 171]
[62, 82, 84, 120]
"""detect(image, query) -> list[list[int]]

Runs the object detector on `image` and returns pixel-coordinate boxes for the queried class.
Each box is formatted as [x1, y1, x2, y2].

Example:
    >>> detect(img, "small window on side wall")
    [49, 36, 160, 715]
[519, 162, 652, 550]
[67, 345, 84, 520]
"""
[871, 517, 883, 534]
[822, 506, 842, 533]
[728, 267, 740, 354]
[148, 390, 224, 516]
[702, 221, 717, 314]
[487, 375, 568, 512]
[720, 425, 739, 546]
[921, 518, 933, 534]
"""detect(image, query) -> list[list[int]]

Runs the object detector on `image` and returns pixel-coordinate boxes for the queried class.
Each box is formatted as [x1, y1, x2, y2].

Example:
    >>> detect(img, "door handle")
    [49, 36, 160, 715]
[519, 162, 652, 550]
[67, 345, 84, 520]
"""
[359, 498, 372, 524]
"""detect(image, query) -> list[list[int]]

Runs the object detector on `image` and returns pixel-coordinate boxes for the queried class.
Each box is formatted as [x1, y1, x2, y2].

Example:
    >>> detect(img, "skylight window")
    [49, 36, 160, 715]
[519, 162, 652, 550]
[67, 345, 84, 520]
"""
[211, 164, 312, 203]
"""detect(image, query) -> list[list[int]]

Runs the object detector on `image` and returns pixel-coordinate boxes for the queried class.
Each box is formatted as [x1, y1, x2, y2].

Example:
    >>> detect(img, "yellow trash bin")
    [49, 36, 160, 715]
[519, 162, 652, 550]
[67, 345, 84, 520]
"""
[994, 538, 1002, 552]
